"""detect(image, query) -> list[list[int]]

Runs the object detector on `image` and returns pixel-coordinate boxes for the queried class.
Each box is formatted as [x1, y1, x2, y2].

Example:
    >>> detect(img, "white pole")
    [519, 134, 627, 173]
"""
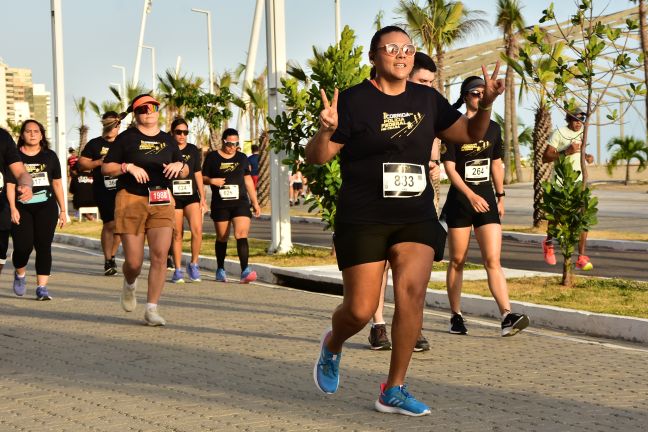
[191, 8, 214, 94]
[175, 56, 182, 78]
[133, 0, 152, 86]
[265, 0, 292, 253]
[143, 45, 156, 91]
[237, 0, 264, 141]
[335, 0, 341, 44]
[50, 0, 69, 217]
[112, 64, 127, 111]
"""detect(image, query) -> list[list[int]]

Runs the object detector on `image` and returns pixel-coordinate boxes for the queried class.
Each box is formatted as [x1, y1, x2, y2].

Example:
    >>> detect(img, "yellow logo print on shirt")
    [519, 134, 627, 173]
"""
[460, 140, 491, 156]
[25, 163, 46, 173]
[100, 146, 109, 156]
[380, 112, 425, 139]
[219, 162, 239, 173]
[139, 140, 167, 154]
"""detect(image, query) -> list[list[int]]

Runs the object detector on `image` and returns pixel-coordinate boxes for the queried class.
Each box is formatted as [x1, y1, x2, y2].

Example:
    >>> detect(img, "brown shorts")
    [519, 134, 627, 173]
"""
[114, 189, 175, 235]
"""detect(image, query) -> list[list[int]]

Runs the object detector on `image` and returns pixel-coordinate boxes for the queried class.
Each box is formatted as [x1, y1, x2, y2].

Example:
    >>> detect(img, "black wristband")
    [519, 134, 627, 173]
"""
[495, 191, 506, 198]
[431, 159, 441, 165]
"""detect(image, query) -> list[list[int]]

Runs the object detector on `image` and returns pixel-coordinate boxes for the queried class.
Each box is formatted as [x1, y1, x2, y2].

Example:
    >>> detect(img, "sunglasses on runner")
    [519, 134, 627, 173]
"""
[467, 90, 484, 98]
[223, 141, 239, 147]
[174, 130, 189, 136]
[377, 43, 416, 57]
[134, 104, 160, 115]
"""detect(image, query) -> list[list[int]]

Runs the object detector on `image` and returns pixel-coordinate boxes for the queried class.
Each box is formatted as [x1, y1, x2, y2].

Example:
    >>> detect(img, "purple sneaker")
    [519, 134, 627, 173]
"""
[13, 272, 26, 296]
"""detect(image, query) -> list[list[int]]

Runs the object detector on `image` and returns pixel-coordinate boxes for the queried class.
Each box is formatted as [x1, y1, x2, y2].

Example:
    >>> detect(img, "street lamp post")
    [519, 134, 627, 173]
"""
[237, 0, 264, 142]
[191, 8, 214, 94]
[142, 45, 157, 91]
[112, 64, 127, 111]
[335, 0, 341, 44]
[265, 0, 292, 253]
[133, 0, 152, 86]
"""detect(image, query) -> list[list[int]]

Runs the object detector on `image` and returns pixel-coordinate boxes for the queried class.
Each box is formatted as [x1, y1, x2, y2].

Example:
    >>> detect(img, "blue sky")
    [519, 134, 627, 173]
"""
[1, 0, 640, 161]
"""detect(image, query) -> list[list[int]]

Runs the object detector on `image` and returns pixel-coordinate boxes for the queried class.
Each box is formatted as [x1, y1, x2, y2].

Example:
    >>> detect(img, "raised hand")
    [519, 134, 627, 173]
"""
[481, 60, 505, 107]
[319, 88, 339, 133]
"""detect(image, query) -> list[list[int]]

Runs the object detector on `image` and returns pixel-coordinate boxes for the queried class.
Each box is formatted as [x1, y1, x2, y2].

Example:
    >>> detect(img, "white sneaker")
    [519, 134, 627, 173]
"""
[144, 307, 166, 326]
[120, 278, 137, 312]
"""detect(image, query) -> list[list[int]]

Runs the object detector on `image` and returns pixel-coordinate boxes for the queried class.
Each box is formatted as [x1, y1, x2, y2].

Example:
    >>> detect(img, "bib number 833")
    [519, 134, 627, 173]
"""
[393, 175, 415, 187]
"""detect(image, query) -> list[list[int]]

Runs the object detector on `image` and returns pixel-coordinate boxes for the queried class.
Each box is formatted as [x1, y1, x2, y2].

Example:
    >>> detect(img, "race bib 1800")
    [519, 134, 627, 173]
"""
[218, 184, 239, 200]
[465, 158, 490, 183]
[382, 163, 426, 198]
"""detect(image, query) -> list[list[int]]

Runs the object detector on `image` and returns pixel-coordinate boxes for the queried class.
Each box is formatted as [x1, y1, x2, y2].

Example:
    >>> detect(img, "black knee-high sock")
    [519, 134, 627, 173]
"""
[236, 238, 249, 271]
[216, 241, 228, 269]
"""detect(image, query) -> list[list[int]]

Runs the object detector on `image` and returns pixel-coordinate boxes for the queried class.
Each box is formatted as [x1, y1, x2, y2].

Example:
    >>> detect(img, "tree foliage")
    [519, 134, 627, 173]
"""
[268, 26, 370, 230]
[541, 156, 598, 286]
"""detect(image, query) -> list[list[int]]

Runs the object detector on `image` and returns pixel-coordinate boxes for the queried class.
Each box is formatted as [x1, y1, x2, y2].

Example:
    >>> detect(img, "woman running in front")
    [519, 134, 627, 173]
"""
[169, 118, 206, 284]
[7, 120, 66, 300]
[202, 128, 261, 283]
[441, 76, 529, 337]
[309, 26, 505, 416]
[102, 94, 188, 326]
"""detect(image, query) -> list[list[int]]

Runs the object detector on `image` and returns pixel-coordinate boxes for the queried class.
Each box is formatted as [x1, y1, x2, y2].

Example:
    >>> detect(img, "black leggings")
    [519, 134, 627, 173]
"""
[11, 199, 59, 275]
[0, 230, 9, 263]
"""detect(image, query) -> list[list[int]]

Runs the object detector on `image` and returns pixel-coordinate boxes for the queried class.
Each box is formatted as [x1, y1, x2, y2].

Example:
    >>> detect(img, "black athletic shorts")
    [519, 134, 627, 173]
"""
[174, 194, 200, 210]
[95, 188, 117, 224]
[333, 219, 446, 271]
[210, 205, 252, 222]
[292, 183, 303, 191]
[442, 190, 500, 229]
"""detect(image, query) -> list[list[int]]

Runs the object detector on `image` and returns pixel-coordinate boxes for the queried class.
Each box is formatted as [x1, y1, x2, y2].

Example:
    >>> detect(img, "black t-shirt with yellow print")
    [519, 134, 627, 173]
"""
[172, 143, 202, 199]
[7, 148, 62, 202]
[202, 150, 250, 209]
[104, 127, 182, 196]
[441, 120, 502, 195]
[330, 80, 461, 224]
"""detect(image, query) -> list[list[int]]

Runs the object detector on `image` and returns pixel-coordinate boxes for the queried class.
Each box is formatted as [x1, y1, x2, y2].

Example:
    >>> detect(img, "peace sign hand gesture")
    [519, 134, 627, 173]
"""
[480, 60, 506, 107]
[319, 88, 339, 133]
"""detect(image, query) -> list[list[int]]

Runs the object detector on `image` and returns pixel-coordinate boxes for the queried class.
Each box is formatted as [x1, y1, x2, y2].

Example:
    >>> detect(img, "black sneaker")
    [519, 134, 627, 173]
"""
[501, 312, 529, 337]
[449, 313, 468, 335]
[104, 260, 117, 276]
[368, 324, 391, 350]
[110, 258, 118, 274]
[166, 256, 174, 270]
[413, 330, 430, 352]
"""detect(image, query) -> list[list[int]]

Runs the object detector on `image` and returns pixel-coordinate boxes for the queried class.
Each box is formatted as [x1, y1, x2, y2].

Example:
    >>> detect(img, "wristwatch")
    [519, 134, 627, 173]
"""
[495, 191, 506, 198]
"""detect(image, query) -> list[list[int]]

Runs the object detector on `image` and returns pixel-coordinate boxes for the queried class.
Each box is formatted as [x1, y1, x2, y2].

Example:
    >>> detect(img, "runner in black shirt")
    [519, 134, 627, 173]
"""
[103, 94, 188, 326]
[441, 76, 529, 337]
[0, 128, 32, 276]
[79, 111, 123, 275]
[307, 26, 504, 416]
[6, 120, 65, 300]
[202, 128, 261, 283]
[168, 118, 206, 283]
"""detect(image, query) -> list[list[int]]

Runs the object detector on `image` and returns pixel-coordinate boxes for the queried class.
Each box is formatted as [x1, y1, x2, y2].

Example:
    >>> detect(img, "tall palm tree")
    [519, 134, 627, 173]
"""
[157, 69, 204, 129]
[73, 96, 89, 152]
[606, 136, 648, 185]
[89, 100, 123, 121]
[245, 72, 268, 145]
[494, 112, 533, 166]
[373, 10, 385, 31]
[496, 0, 526, 184]
[395, 0, 488, 94]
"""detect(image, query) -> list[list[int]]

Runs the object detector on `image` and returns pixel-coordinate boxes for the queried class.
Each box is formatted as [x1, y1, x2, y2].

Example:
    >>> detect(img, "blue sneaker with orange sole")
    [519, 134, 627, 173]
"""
[240, 267, 257, 283]
[375, 383, 431, 416]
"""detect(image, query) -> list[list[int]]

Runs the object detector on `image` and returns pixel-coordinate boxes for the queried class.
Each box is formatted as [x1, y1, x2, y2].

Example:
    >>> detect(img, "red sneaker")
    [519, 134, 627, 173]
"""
[542, 239, 557, 265]
[575, 255, 593, 271]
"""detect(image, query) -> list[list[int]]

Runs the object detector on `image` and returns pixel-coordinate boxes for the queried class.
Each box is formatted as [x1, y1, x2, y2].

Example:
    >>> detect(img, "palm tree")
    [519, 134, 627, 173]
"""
[606, 136, 648, 185]
[494, 112, 533, 168]
[73, 97, 89, 152]
[257, 131, 271, 207]
[373, 10, 385, 31]
[89, 100, 124, 121]
[5, 119, 22, 140]
[395, 0, 488, 94]
[157, 69, 204, 129]
[245, 72, 268, 145]
[496, 0, 526, 184]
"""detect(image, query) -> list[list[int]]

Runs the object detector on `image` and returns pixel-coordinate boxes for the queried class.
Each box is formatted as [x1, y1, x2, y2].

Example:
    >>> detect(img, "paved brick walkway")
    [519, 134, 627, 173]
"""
[1, 244, 647, 431]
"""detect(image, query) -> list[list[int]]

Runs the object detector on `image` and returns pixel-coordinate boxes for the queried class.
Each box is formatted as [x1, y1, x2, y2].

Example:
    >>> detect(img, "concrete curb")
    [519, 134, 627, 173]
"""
[259, 214, 648, 252]
[54, 233, 648, 344]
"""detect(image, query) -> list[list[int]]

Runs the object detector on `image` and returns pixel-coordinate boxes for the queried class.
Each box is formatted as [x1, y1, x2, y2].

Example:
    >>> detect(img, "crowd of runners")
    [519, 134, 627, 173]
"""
[0, 24, 598, 418]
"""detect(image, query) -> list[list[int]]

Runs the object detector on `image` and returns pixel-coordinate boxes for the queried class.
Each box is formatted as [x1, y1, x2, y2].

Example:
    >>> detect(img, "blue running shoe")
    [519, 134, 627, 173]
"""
[35, 286, 52, 301]
[240, 267, 257, 284]
[215, 268, 227, 283]
[187, 263, 201, 282]
[375, 383, 431, 416]
[313, 328, 341, 394]
[13, 272, 26, 296]
[171, 269, 185, 284]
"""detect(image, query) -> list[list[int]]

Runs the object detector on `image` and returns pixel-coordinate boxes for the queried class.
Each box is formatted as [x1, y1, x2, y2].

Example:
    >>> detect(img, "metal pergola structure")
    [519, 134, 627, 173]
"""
[439, 5, 644, 164]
